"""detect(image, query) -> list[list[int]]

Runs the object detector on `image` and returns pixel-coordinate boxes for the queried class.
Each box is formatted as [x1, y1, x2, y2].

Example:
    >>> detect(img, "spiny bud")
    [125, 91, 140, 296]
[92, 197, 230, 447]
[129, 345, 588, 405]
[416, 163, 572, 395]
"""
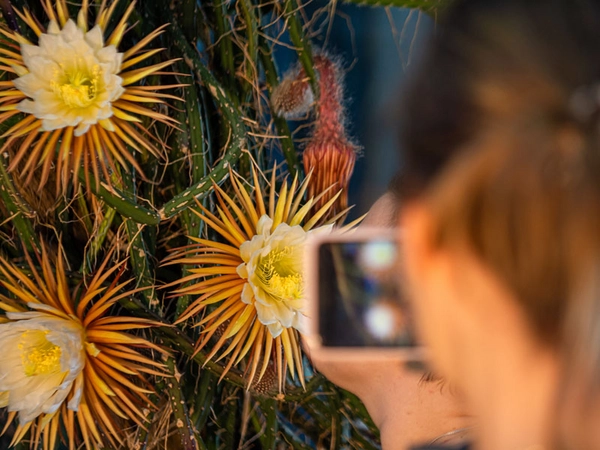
[249, 361, 279, 396]
[271, 67, 314, 119]
[304, 137, 357, 217]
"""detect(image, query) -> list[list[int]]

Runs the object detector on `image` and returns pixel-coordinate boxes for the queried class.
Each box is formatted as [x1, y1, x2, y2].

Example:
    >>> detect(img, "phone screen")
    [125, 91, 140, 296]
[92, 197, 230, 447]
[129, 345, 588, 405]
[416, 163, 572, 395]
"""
[317, 239, 415, 347]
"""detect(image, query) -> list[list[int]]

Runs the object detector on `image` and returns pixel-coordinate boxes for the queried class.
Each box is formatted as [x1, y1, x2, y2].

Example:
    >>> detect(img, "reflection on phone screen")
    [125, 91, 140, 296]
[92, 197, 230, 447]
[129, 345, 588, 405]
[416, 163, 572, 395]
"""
[318, 239, 414, 347]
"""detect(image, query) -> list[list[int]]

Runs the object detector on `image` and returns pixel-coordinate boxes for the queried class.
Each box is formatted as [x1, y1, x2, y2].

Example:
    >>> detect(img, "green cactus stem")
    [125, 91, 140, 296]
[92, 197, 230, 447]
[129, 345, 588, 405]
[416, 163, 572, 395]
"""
[160, 19, 246, 220]
[81, 172, 161, 225]
[239, 0, 259, 91]
[190, 369, 217, 432]
[260, 37, 301, 176]
[213, 1, 236, 91]
[284, 0, 319, 98]
[82, 206, 116, 275]
[0, 154, 38, 251]
[254, 397, 278, 450]
[165, 357, 203, 450]
[342, 0, 446, 14]
[180, 69, 208, 239]
[118, 168, 157, 307]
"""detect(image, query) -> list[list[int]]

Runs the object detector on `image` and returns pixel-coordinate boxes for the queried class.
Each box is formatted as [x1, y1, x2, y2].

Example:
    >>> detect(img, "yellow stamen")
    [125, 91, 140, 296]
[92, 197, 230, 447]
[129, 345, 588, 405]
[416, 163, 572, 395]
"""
[269, 273, 303, 300]
[19, 330, 62, 376]
[52, 65, 101, 109]
[257, 248, 303, 301]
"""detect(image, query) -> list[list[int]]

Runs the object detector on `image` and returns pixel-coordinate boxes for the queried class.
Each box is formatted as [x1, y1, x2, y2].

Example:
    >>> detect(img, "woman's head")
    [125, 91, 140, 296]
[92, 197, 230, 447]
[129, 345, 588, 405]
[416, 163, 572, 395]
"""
[400, 0, 600, 200]
[397, 0, 600, 447]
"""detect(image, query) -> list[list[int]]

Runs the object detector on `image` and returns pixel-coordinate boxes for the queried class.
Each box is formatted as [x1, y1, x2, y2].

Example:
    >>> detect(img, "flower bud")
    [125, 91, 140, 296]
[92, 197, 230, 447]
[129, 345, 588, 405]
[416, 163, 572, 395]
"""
[304, 55, 359, 219]
[250, 362, 279, 395]
[303, 136, 357, 217]
[271, 66, 314, 119]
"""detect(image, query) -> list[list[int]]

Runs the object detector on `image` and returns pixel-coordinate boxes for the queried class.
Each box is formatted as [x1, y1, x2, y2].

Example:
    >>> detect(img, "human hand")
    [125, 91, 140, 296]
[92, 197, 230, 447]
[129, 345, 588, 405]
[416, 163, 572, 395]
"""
[303, 338, 471, 449]
[301, 193, 473, 449]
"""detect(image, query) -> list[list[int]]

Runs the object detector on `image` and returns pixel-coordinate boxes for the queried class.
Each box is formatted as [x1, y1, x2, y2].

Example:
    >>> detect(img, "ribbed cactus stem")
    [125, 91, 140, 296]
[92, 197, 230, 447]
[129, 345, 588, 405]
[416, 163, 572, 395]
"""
[165, 357, 201, 450]
[160, 18, 245, 220]
[340, 0, 445, 14]
[81, 172, 161, 225]
[0, 154, 38, 251]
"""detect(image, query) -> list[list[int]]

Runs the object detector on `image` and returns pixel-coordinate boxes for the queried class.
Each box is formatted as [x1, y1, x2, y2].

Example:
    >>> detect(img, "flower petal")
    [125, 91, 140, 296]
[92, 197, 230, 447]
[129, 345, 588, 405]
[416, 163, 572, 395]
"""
[256, 215, 273, 236]
[236, 262, 248, 279]
[84, 25, 104, 50]
[47, 20, 60, 35]
[241, 283, 254, 304]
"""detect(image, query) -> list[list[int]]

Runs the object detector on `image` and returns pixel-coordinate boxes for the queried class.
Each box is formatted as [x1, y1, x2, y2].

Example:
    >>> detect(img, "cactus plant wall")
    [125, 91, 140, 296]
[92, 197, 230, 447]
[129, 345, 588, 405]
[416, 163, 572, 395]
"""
[0, 0, 446, 449]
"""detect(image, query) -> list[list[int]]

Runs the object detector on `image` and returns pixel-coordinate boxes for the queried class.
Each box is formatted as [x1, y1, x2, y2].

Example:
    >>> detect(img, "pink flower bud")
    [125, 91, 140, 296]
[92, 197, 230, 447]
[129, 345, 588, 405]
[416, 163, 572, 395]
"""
[304, 55, 359, 219]
[303, 137, 357, 217]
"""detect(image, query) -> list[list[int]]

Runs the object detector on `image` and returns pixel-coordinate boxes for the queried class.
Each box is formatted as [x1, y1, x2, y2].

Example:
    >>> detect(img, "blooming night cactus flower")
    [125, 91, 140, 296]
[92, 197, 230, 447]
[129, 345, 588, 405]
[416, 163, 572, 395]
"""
[237, 215, 310, 338]
[0, 243, 166, 450]
[0, 308, 85, 424]
[0, 0, 179, 193]
[163, 166, 354, 391]
[14, 19, 125, 137]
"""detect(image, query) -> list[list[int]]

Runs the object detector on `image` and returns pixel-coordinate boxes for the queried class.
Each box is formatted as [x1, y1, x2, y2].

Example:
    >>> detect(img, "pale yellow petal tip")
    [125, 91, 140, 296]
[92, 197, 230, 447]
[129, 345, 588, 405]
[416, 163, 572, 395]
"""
[99, 118, 115, 132]
[10, 64, 28, 77]
[76, 8, 88, 32]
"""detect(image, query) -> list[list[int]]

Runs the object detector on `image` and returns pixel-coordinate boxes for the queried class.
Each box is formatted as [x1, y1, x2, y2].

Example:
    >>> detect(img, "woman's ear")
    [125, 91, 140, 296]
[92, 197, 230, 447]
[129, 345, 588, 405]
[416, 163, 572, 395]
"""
[399, 201, 436, 279]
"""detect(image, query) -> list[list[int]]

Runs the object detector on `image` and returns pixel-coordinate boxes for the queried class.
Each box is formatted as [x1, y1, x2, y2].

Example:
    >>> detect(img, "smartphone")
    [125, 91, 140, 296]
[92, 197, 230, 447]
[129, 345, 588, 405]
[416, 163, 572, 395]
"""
[304, 228, 424, 360]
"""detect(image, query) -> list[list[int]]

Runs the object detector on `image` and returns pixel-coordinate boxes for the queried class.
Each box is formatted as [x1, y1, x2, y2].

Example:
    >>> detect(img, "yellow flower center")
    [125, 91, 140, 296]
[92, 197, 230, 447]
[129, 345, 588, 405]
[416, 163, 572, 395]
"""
[269, 272, 303, 300]
[18, 330, 62, 377]
[257, 247, 303, 301]
[52, 65, 101, 109]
